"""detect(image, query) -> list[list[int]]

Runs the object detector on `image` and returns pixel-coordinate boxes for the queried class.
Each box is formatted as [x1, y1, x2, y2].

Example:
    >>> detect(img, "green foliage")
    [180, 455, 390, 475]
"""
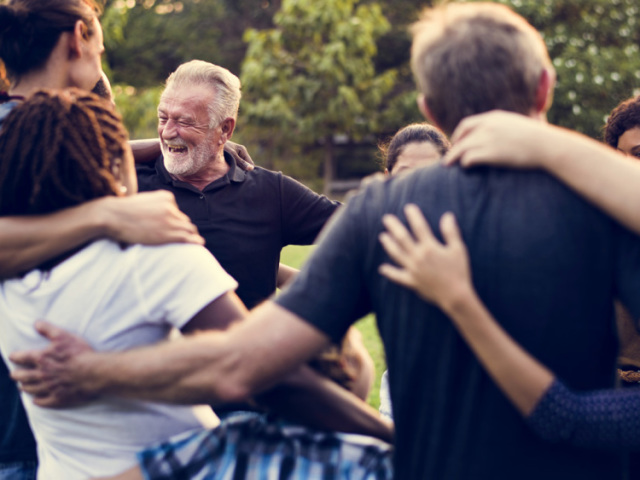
[472, 0, 640, 138]
[100, 0, 640, 176]
[113, 84, 163, 140]
[355, 314, 385, 409]
[102, 0, 281, 87]
[240, 0, 397, 184]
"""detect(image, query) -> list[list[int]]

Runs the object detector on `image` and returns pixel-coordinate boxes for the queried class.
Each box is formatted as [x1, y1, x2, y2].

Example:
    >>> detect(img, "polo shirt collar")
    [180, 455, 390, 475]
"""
[154, 150, 247, 188]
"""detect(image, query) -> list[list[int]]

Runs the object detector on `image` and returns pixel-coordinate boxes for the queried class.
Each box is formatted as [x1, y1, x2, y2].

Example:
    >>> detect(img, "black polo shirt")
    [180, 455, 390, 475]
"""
[136, 152, 340, 309]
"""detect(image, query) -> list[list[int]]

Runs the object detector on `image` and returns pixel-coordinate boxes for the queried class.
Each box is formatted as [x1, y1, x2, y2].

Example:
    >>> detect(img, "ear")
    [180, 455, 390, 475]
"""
[110, 157, 123, 183]
[67, 20, 87, 59]
[417, 94, 446, 133]
[534, 68, 555, 114]
[218, 117, 236, 143]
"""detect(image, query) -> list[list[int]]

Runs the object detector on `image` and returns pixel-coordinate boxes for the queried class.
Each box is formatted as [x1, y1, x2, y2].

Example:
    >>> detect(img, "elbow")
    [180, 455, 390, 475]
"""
[205, 360, 256, 405]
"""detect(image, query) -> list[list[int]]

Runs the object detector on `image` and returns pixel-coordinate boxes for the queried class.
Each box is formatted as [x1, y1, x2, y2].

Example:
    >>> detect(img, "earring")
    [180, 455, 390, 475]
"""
[119, 185, 128, 194]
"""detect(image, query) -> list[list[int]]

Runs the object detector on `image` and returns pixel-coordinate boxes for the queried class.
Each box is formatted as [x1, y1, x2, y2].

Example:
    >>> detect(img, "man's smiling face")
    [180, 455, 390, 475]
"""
[157, 83, 223, 177]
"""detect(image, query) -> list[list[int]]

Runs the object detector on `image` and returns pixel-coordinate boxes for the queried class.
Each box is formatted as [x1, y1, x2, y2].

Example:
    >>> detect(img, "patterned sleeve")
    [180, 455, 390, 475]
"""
[526, 379, 640, 450]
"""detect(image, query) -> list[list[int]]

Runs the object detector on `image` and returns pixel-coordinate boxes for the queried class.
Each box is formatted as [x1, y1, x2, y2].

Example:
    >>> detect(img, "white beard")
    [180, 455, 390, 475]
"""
[162, 139, 216, 177]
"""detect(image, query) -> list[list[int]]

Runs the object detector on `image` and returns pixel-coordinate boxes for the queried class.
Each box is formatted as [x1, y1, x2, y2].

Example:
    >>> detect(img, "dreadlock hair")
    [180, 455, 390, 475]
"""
[0, 0, 101, 88]
[0, 88, 129, 217]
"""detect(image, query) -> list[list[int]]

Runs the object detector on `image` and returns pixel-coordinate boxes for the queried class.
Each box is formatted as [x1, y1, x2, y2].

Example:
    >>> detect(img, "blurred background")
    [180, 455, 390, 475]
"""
[99, 0, 640, 197]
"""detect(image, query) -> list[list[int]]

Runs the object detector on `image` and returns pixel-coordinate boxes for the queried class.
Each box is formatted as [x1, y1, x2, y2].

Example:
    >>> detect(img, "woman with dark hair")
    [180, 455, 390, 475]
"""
[600, 96, 640, 389]
[604, 95, 640, 156]
[0, 89, 237, 480]
[0, 3, 201, 478]
[380, 122, 451, 176]
[0, 0, 104, 96]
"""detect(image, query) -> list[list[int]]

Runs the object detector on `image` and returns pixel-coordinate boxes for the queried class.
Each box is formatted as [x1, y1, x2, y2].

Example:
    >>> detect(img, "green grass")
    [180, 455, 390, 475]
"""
[280, 245, 386, 410]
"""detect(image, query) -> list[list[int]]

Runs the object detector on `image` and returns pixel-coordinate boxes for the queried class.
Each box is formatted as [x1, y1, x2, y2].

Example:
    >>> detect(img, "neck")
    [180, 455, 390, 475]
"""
[172, 150, 230, 191]
[9, 34, 73, 98]
[9, 68, 69, 98]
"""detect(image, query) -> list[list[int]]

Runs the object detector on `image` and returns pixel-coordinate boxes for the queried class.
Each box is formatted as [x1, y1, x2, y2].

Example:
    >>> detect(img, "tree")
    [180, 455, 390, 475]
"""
[240, 0, 397, 194]
[472, 0, 640, 139]
[102, 0, 281, 87]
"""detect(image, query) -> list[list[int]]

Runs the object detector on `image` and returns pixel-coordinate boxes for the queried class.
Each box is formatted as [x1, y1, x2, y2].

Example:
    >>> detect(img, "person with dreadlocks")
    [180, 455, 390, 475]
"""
[0, 89, 392, 480]
[0, 88, 227, 480]
[0, 2, 203, 478]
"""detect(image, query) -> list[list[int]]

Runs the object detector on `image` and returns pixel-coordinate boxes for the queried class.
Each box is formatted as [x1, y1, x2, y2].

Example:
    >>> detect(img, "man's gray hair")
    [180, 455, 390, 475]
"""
[164, 60, 241, 127]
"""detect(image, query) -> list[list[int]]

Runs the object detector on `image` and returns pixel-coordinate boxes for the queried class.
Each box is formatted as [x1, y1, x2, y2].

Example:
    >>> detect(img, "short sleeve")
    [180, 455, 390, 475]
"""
[275, 189, 372, 342]
[279, 174, 341, 245]
[133, 243, 238, 330]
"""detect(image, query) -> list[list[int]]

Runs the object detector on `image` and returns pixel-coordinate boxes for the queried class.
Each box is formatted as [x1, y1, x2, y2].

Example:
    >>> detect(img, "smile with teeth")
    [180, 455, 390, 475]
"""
[166, 144, 188, 153]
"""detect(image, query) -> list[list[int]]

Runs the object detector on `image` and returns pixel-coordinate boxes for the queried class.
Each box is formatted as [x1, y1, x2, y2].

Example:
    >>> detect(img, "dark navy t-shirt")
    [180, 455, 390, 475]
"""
[277, 163, 640, 479]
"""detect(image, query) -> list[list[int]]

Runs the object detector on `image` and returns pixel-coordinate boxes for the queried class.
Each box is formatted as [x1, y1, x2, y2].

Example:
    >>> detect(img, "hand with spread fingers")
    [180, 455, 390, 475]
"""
[10, 321, 98, 408]
[378, 204, 471, 313]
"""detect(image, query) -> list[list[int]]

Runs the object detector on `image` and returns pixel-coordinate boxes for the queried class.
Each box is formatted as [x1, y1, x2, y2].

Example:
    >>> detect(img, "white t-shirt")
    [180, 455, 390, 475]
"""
[0, 240, 238, 480]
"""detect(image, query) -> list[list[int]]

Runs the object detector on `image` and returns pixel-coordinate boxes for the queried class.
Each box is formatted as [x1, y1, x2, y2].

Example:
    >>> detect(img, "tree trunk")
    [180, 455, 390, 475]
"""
[322, 135, 334, 197]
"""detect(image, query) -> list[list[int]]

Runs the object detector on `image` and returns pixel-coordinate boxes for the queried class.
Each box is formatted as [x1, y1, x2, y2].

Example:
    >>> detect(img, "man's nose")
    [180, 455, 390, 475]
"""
[162, 119, 178, 139]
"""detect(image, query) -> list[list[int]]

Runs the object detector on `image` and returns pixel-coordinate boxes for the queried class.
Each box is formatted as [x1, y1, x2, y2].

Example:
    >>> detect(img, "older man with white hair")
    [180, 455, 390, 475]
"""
[136, 60, 340, 311]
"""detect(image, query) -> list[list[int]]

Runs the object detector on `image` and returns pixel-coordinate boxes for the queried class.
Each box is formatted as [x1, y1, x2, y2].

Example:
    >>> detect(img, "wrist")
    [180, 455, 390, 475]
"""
[90, 196, 121, 240]
[74, 351, 110, 396]
[438, 282, 477, 318]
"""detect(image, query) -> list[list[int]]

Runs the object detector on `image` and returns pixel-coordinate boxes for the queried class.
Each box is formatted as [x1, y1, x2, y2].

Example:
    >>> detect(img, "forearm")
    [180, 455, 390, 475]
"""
[540, 126, 640, 235]
[0, 200, 108, 278]
[442, 285, 554, 416]
[72, 332, 247, 405]
[256, 364, 393, 442]
[527, 380, 640, 450]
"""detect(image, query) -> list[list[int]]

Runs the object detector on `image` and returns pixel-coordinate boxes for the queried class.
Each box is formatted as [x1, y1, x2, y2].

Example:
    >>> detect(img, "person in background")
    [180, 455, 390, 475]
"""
[381, 122, 450, 176]
[601, 96, 640, 387]
[604, 94, 640, 159]
[377, 122, 450, 420]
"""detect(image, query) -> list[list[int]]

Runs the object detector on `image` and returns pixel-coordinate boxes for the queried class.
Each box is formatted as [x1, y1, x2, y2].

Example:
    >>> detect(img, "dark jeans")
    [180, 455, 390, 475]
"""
[0, 461, 37, 480]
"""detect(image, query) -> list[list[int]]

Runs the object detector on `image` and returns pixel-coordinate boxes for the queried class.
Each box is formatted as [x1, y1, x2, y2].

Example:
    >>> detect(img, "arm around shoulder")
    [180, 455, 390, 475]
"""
[0, 199, 112, 278]
[0, 192, 203, 278]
